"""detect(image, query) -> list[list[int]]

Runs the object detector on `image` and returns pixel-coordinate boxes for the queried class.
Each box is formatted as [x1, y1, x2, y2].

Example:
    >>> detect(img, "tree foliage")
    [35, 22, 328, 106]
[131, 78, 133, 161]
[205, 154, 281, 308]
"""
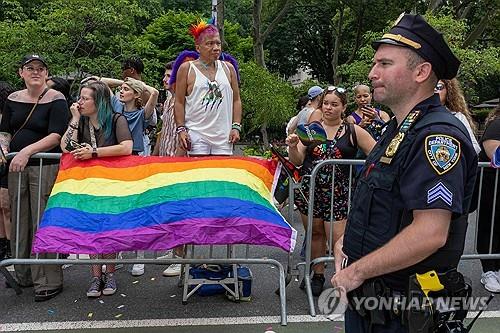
[239, 62, 296, 139]
[0, 0, 162, 85]
[133, 10, 253, 83]
[0, 1, 252, 85]
[0, 0, 497, 138]
[266, 0, 498, 107]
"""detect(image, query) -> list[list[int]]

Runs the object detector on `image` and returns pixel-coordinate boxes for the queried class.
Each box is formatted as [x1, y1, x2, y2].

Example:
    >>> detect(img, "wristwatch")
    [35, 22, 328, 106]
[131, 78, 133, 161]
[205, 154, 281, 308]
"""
[92, 147, 98, 158]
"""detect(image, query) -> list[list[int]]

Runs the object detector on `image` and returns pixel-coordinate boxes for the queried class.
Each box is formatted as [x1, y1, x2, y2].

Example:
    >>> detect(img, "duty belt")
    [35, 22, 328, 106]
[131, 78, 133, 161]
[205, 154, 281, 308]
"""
[348, 270, 473, 333]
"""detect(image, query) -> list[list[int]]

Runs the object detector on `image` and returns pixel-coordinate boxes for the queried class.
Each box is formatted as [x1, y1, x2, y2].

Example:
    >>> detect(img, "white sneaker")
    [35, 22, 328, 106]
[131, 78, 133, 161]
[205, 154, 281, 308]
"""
[131, 264, 145, 276]
[480, 271, 500, 293]
[156, 250, 174, 261]
[162, 263, 182, 277]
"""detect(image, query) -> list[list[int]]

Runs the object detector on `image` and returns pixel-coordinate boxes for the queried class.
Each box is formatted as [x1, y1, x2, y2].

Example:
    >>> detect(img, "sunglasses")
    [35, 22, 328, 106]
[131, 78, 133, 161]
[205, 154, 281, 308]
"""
[435, 83, 445, 91]
[327, 86, 347, 94]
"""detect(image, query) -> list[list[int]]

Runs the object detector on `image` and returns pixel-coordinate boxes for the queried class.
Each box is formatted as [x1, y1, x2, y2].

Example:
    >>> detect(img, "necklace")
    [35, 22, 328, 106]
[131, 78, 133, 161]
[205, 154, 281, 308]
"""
[198, 59, 215, 70]
[322, 120, 342, 128]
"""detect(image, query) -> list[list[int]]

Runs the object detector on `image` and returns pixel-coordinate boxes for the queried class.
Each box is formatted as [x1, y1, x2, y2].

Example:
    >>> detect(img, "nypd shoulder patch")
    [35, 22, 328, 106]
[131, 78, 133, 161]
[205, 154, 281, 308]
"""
[427, 181, 453, 207]
[424, 134, 461, 175]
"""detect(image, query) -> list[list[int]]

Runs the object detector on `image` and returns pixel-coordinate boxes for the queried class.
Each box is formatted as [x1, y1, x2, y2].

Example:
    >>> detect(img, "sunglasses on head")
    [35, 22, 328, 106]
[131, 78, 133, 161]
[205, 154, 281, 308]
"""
[435, 82, 445, 91]
[327, 86, 347, 94]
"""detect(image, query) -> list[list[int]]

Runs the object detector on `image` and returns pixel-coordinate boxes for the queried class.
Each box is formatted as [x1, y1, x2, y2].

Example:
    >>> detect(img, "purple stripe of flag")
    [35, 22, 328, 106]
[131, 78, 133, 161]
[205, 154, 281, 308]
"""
[33, 218, 296, 254]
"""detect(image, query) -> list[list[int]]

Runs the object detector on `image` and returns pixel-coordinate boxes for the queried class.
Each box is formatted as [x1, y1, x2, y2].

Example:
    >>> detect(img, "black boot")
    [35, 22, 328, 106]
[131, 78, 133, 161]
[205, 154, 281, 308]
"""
[0, 238, 6, 260]
[311, 274, 325, 297]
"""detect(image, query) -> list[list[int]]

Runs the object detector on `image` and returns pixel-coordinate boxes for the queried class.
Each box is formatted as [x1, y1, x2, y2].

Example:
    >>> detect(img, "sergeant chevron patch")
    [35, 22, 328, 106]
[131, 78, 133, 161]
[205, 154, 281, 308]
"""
[425, 134, 460, 175]
[427, 181, 453, 207]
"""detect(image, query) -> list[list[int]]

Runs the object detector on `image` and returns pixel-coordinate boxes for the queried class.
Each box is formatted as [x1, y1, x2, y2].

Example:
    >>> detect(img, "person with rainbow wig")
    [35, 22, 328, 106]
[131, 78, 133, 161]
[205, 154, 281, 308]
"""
[173, 18, 242, 156]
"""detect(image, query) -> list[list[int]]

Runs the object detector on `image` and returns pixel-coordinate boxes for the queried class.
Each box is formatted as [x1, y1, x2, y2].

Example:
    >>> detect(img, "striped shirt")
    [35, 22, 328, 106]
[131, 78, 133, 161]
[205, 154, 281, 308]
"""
[158, 93, 177, 156]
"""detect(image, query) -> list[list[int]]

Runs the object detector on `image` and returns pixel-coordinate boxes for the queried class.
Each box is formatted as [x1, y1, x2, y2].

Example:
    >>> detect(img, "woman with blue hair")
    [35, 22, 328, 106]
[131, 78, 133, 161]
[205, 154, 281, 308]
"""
[60, 80, 132, 297]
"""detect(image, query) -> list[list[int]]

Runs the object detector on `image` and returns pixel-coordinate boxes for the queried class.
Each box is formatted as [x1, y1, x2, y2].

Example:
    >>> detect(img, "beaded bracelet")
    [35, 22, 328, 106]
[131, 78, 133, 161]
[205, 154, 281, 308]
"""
[231, 123, 242, 132]
[175, 126, 188, 134]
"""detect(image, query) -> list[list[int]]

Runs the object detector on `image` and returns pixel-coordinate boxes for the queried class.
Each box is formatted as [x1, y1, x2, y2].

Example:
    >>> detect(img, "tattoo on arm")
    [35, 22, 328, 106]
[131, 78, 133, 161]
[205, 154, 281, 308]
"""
[0, 132, 11, 153]
[64, 122, 78, 145]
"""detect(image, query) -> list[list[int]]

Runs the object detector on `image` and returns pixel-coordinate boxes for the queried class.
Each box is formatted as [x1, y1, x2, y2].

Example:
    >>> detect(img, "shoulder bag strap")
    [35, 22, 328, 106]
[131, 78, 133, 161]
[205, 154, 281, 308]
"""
[88, 121, 97, 150]
[11, 87, 50, 141]
[0, 146, 7, 164]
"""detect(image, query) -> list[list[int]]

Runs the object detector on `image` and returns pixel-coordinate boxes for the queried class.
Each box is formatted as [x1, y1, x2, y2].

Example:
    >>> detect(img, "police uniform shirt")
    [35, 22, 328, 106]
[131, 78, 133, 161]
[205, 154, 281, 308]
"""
[343, 94, 478, 291]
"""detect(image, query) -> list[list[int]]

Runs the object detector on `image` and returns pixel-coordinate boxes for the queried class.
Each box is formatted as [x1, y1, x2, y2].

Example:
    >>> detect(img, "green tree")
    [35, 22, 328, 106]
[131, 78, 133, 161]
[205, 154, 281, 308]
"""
[0, 0, 161, 86]
[252, 0, 294, 67]
[265, 0, 425, 82]
[426, 12, 499, 105]
[338, 11, 499, 106]
[132, 10, 253, 82]
[239, 62, 296, 145]
[0, 0, 27, 21]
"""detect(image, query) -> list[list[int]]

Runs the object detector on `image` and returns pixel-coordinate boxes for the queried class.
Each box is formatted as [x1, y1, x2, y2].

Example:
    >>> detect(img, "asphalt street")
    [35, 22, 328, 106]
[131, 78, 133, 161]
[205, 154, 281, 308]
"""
[1, 209, 499, 332]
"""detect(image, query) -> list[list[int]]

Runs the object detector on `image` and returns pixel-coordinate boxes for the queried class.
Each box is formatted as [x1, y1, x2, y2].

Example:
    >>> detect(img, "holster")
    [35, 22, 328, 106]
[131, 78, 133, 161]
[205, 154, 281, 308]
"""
[348, 278, 394, 329]
[406, 276, 435, 333]
[406, 269, 471, 333]
[363, 279, 391, 326]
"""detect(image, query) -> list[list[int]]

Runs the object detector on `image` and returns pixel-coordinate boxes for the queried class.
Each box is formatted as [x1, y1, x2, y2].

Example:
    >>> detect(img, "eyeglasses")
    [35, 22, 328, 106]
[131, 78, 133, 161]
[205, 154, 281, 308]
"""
[78, 96, 94, 102]
[24, 66, 46, 73]
[327, 86, 347, 94]
[435, 83, 445, 91]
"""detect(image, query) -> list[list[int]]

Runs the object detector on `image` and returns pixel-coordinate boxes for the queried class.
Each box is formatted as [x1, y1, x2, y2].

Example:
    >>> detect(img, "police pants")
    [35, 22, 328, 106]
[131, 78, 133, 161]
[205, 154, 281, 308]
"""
[345, 308, 407, 333]
[8, 164, 63, 292]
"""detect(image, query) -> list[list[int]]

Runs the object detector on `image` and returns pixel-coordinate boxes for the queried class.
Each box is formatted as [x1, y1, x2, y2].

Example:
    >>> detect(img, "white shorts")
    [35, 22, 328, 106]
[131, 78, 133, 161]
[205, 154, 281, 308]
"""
[188, 130, 233, 156]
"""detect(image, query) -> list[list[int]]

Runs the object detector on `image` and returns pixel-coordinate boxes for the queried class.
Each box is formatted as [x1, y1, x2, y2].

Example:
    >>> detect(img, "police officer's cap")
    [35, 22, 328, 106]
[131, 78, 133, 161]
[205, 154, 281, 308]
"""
[372, 14, 460, 80]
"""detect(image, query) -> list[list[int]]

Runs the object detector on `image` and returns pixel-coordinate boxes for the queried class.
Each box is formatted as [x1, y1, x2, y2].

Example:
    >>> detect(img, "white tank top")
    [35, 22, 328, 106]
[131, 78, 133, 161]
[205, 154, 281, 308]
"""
[185, 60, 233, 146]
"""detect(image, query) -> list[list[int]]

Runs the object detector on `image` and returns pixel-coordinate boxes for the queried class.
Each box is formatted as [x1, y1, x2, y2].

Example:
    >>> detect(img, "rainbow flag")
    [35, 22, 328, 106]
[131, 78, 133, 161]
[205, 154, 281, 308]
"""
[33, 154, 296, 254]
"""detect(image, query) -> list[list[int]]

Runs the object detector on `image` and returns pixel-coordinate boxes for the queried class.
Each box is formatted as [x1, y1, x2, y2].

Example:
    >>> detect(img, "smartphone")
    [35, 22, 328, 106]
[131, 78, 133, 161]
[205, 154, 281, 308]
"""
[186, 137, 192, 151]
[362, 104, 374, 119]
[65, 140, 84, 152]
[158, 89, 167, 105]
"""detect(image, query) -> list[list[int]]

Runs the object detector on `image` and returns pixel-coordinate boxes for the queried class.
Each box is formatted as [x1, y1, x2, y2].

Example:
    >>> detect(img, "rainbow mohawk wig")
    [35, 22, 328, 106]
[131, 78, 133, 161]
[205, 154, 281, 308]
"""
[189, 18, 217, 43]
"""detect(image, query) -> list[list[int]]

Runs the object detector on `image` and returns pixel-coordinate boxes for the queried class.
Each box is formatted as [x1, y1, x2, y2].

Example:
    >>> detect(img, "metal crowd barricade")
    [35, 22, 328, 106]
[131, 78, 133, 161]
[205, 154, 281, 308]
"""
[462, 161, 500, 260]
[295, 159, 499, 317]
[295, 158, 364, 316]
[0, 153, 289, 326]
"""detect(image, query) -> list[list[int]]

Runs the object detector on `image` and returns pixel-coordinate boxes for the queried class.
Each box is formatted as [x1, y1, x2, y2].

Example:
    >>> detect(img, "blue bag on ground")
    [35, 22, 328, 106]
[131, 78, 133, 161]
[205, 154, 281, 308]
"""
[189, 264, 232, 296]
[226, 266, 252, 302]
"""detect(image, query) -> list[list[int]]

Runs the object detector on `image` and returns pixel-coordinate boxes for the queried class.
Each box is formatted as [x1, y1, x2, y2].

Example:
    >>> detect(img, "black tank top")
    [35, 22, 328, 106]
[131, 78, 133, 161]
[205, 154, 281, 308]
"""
[301, 123, 358, 175]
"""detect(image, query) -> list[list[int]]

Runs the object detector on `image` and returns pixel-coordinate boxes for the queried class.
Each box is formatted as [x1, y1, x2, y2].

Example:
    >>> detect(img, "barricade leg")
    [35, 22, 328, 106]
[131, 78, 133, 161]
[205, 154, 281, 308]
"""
[277, 260, 287, 326]
[181, 245, 193, 304]
[304, 269, 316, 316]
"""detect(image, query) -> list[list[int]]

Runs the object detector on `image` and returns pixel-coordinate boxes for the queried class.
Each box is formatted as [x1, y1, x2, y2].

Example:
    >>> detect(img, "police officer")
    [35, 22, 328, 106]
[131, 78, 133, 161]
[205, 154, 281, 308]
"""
[331, 14, 478, 332]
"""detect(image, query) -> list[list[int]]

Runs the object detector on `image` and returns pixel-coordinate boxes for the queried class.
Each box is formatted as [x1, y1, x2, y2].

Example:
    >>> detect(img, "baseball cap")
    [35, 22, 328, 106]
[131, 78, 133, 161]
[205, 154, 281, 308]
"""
[20, 54, 48, 68]
[307, 86, 324, 100]
[123, 77, 145, 95]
